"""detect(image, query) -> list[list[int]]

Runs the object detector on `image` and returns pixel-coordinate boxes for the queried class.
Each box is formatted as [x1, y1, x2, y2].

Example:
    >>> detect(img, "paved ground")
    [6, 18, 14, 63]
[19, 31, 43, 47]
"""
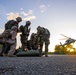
[0, 55, 76, 75]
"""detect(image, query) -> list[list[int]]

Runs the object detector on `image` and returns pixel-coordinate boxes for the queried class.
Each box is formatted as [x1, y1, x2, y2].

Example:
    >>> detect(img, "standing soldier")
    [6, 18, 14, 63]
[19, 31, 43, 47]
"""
[37, 26, 50, 57]
[20, 21, 31, 50]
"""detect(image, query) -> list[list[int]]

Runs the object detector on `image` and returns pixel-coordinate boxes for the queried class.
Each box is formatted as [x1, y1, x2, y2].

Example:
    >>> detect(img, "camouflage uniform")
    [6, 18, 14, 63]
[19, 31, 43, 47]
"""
[20, 21, 31, 50]
[20, 34, 28, 50]
[7, 26, 17, 56]
[37, 26, 50, 57]
[5, 17, 22, 30]
[0, 29, 12, 56]
[30, 33, 38, 50]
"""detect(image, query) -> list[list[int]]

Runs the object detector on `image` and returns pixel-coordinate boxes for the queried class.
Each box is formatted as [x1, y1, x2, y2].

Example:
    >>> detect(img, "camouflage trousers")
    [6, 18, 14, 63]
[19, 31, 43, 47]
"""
[21, 43, 27, 50]
[20, 34, 28, 50]
[8, 43, 16, 56]
[0, 38, 10, 55]
[39, 42, 49, 57]
[7, 39, 16, 56]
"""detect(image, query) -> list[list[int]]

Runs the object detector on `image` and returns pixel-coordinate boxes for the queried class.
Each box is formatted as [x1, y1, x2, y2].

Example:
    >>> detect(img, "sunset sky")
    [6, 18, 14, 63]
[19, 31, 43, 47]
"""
[0, 0, 76, 52]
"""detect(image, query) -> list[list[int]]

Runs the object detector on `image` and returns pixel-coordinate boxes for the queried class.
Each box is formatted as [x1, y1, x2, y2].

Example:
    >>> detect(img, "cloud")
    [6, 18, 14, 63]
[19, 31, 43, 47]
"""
[20, 11, 28, 16]
[6, 9, 36, 21]
[20, 10, 34, 16]
[6, 12, 20, 20]
[39, 5, 50, 13]
[28, 10, 34, 15]
[39, 5, 46, 13]
[23, 15, 36, 21]
[20, 10, 36, 21]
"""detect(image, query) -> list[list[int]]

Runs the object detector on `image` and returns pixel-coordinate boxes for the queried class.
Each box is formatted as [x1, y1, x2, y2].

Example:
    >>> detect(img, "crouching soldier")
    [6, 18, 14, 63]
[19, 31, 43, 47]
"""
[0, 26, 18, 56]
[7, 26, 18, 56]
[37, 26, 50, 57]
[0, 29, 12, 56]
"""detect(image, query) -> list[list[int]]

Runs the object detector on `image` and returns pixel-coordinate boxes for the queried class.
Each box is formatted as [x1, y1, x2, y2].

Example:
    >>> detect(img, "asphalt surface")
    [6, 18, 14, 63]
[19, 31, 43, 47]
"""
[0, 55, 76, 75]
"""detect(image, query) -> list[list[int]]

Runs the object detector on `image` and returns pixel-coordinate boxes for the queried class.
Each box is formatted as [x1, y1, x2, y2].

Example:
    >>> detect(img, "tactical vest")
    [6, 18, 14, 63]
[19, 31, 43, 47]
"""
[5, 20, 18, 30]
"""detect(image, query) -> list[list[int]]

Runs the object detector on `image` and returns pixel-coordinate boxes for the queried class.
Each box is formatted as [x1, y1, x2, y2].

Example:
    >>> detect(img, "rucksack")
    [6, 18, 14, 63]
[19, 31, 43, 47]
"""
[0, 29, 11, 39]
[5, 20, 16, 30]
[45, 29, 50, 37]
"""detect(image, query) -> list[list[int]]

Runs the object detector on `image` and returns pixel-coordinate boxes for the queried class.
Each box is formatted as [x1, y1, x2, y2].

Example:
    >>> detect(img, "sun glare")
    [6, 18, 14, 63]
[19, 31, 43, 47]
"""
[70, 49, 74, 52]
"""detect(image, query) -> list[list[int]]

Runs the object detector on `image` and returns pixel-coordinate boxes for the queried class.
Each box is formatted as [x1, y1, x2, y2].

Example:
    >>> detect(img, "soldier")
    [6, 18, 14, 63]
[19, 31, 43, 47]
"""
[30, 33, 38, 50]
[0, 26, 18, 56]
[20, 21, 31, 50]
[37, 26, 50, 57]
[7, 26, 18, 56]
[5, 17, 22, 30]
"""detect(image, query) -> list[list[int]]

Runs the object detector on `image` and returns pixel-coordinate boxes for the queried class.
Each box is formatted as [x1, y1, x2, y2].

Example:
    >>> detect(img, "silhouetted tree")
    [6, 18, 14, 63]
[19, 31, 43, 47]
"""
[54, 44, 66, 54]
[54, 44, 76, 54]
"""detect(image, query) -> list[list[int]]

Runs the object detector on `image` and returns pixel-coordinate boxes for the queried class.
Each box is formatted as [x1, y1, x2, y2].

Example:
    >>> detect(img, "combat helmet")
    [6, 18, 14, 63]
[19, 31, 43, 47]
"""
[16, 17, 22, 22]
[37, 26, 41, 30]
[26, 21, 31, 25]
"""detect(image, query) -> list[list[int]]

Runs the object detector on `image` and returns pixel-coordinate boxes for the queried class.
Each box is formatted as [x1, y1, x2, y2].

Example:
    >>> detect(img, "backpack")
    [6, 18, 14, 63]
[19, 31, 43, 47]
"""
[45, 29, 50, 37]
[0, 29, 11, 39]
[5, 20, 15, 30]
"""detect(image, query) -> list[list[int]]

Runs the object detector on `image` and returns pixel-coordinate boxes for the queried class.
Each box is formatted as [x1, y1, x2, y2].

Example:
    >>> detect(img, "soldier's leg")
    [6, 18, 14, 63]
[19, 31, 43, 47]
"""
[0, 39, 7, 56]
[0, 44, 9, 56]
[4, 44, 11, 54]
[39, 42, 43, 57]
[27, 40, 32, 50]
[45, 38, 50, 57]
[0, 44, 5, 56]
[22, 43, 26, 50]
[8, 43, 16, 56]
[0, 39, 4, 54]
[2, 45, 10, 56]
[45, 43, 49, 57]
[20, 35, 26, 50]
